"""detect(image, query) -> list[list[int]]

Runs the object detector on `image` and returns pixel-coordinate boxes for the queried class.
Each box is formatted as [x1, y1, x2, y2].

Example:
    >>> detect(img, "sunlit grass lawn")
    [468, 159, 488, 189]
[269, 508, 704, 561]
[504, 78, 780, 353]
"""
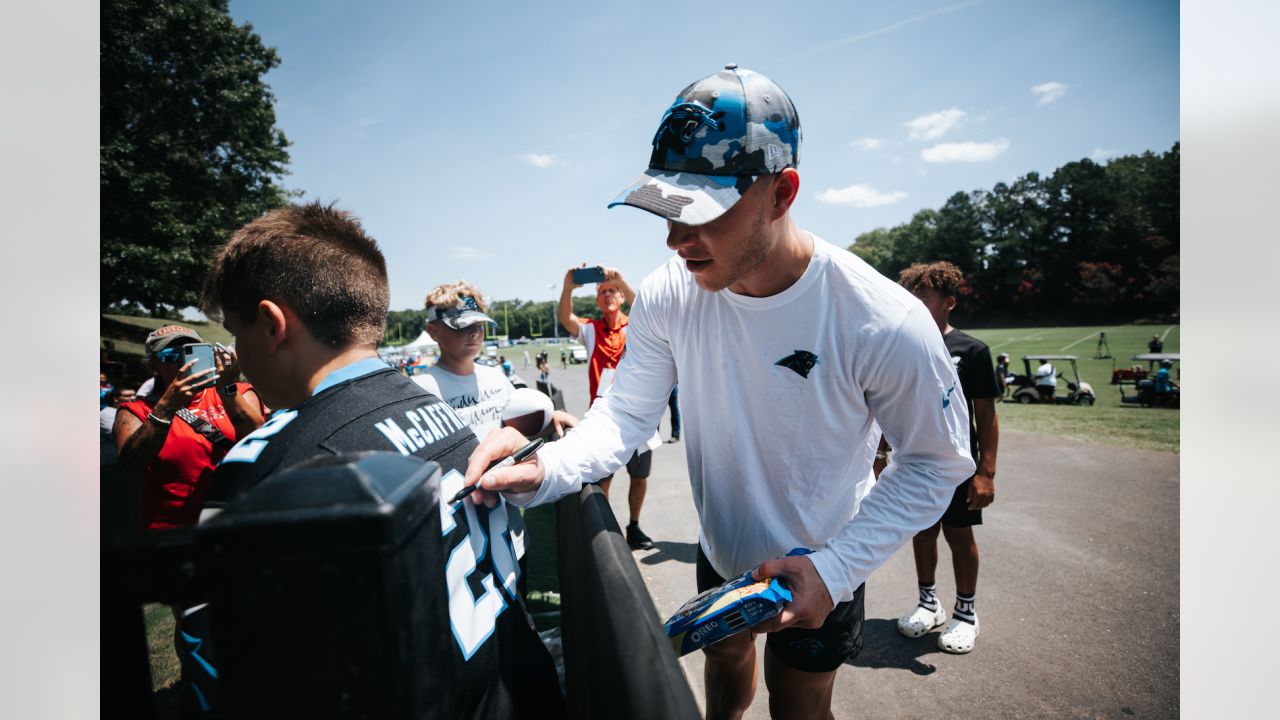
[965, 323, 1179, 453]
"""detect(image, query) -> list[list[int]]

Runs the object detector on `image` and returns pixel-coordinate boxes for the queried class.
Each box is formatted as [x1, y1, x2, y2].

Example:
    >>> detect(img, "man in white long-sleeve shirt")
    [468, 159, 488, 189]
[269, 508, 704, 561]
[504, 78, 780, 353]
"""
[463, 65, 975, 720]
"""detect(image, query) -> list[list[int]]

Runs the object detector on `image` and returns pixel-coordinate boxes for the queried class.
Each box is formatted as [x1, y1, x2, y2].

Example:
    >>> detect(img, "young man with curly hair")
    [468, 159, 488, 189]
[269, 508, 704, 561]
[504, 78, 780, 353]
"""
[892, 261, 1001, 654]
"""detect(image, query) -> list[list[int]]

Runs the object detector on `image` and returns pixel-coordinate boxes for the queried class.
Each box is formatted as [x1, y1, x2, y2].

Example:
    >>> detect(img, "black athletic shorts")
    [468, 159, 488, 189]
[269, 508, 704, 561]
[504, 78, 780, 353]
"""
[696, 547, 863, 673]
[940, 476, 983, 528]
[599, 449, 653, 483]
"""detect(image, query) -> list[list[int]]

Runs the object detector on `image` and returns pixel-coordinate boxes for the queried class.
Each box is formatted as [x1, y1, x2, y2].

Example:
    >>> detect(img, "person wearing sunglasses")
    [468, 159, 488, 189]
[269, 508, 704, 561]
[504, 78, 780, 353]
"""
[113, 324, 265, 530]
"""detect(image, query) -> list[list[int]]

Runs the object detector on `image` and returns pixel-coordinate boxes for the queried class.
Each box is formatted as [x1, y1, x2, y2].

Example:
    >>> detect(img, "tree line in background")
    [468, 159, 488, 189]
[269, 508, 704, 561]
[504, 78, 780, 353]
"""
[388, 144, 1178, 342]
[385, 297, 603, 346]
[848, 143, 1179, 324]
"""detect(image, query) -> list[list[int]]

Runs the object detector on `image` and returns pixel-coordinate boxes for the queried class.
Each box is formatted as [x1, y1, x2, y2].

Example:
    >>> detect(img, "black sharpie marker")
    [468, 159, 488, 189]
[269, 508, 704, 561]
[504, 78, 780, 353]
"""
[449, 438, 545, 504]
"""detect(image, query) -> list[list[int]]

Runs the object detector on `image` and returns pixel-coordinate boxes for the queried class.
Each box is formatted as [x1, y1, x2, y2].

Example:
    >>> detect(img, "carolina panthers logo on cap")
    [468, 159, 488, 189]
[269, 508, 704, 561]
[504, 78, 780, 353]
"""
[652, 102, 726, 153]
[775, 350, 819, 379]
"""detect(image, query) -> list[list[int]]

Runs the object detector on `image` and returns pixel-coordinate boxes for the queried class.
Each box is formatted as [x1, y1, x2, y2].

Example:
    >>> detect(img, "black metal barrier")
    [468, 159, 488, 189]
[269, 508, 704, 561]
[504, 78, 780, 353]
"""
[103, 523, 203, 718]
[104, 453, 457, 719]
[535, 380, 567, 412]
[104, 455, 699, 719]
[555, 484, 700, 719]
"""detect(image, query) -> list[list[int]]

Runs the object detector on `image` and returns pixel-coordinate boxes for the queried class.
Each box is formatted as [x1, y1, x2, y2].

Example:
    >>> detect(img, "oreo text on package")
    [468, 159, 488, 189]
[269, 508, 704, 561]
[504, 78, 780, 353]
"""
[664, 548, 811, 656]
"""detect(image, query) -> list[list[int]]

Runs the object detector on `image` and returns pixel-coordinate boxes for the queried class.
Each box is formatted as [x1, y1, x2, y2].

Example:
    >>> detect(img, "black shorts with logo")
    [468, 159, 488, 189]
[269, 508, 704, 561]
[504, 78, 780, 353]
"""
[696, 547, 864, 673]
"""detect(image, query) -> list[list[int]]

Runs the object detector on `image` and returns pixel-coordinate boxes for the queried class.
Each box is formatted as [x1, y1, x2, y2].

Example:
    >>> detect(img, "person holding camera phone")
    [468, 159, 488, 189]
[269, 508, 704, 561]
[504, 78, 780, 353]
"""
[113, 326, 266, 715]
[114, 325, 265, 530]
[558, 263, 662, 551]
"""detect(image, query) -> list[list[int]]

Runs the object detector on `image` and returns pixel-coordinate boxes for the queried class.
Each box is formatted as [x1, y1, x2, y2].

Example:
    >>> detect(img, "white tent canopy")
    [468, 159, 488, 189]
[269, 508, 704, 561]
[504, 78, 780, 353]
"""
[380, 330, 437, 356]
[401, 330, 438, 351]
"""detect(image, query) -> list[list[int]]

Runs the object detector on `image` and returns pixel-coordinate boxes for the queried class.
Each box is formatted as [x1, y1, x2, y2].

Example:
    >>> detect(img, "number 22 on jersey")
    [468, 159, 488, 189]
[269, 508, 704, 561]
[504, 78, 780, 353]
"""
[439, 469, 520, 659]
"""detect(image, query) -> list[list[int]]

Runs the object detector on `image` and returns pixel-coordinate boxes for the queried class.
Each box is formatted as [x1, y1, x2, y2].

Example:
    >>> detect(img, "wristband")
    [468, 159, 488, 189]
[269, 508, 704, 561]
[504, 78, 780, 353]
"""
[220, 383, 239, 397]
[147, 412, 172, 427]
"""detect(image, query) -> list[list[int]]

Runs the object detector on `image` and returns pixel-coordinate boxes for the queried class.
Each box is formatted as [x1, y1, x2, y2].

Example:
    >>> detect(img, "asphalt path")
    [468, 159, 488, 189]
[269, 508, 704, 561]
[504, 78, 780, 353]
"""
[540, 356, 1179, 719]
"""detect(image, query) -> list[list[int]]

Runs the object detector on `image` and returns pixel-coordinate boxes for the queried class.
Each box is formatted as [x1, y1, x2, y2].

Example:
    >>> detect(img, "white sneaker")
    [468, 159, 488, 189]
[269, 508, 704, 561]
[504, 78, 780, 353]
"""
[937, 616, 979, 654]
[897, 603, 947, 638]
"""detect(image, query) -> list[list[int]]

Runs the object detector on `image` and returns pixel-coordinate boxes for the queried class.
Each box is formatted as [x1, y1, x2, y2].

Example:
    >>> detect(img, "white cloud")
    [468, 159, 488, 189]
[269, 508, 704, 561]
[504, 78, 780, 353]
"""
[522, 153, 558, 168]
[905, 108, 965, 140]
[1031, 82, 1068, 105]
[850, 137, 882, 150]
[921, 138, 1010, 162]
[816, 184, 909, 208]
[1091, 147, 1114, 161]
[450, 246, 493, 260]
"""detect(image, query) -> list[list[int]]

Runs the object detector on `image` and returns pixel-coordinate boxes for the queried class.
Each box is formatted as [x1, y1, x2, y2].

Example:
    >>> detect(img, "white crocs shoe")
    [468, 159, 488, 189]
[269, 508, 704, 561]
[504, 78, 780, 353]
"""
[897, 604, 947, 638]
[937, 616, 979, 654]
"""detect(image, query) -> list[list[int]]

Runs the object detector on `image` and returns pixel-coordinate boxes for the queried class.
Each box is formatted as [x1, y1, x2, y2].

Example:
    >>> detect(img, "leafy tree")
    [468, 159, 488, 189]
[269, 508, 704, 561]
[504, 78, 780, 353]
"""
[1075, 261, 1129, 314]
[846, 144, 1179, 323]
[383, 296, 606, 347]
[101, 0, 293, 315]
[932, 191, 986, 275]
[848, 227, 897, 270]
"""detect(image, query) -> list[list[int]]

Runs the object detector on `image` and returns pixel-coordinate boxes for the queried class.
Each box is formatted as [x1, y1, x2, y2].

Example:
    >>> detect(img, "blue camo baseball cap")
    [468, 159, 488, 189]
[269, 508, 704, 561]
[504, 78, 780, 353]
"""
[426, 295, 495, 330]
[609, 65, 801, 226]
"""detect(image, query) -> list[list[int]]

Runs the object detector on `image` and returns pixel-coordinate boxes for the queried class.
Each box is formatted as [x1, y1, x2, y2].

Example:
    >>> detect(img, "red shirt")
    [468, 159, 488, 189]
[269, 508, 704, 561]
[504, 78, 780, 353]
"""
[120, 382, 256, 530]
[578, 315, 628, 405]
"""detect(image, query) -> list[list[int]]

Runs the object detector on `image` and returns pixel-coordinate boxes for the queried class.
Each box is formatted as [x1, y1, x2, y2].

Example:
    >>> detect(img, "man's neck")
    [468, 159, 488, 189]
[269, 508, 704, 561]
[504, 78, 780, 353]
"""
[281, 345, 380, 407]
[437, 354, 477, 376]
[728, 219, 813, 298]
[600, 308, 625, 329]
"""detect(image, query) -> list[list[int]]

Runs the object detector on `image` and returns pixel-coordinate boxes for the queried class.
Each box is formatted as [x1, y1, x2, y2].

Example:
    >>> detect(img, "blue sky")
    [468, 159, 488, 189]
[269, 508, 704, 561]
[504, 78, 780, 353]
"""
[227, 0, 1179, 311]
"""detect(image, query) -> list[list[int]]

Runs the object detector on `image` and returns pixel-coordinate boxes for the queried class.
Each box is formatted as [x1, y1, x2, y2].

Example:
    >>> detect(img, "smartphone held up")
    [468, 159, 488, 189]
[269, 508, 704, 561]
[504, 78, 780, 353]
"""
[571, 266, 607, 285]
[183, 343, 218, 389]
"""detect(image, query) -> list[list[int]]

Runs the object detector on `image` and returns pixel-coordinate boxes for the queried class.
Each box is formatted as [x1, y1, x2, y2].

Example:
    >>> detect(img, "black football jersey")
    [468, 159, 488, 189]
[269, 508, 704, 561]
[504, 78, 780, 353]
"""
[944, 329, 1000, 458]
[209, 364, 562, 719]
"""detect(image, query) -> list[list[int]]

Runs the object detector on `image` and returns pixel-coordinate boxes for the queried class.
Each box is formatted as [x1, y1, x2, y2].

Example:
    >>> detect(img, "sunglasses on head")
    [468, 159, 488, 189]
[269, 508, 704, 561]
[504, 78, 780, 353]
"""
[155, 347, 184, 363]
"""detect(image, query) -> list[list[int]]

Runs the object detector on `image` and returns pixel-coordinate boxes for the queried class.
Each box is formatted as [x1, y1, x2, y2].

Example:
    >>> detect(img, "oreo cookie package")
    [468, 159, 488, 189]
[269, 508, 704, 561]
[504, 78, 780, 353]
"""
[663, 548, 811, 657]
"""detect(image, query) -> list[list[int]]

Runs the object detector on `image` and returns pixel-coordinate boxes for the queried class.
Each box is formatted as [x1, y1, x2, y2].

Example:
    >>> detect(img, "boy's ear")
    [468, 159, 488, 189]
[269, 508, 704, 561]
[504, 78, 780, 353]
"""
[258, 300, 290, 354]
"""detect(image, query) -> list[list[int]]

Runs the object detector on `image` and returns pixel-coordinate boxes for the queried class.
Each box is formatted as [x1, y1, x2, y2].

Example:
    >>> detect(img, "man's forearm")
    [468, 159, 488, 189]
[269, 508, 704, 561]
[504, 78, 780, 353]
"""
[119, 420, 169, 471]
[557, 284, 577, 332]
[224, 392, 262, 441]
[973, 399, 999, 477]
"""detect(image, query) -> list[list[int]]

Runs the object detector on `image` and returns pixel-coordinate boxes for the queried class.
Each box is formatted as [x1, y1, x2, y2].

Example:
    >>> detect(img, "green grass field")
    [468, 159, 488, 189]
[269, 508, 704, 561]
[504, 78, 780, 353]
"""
[510, 325, 1182, 453]
[963, 323, 1178, 392]
[963, 324, 1179, 453]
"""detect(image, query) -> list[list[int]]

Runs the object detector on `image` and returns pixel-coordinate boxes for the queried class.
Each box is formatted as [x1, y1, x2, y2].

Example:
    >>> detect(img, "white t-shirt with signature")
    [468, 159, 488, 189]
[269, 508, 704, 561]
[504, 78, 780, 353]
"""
[413, 362, 514, 443]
